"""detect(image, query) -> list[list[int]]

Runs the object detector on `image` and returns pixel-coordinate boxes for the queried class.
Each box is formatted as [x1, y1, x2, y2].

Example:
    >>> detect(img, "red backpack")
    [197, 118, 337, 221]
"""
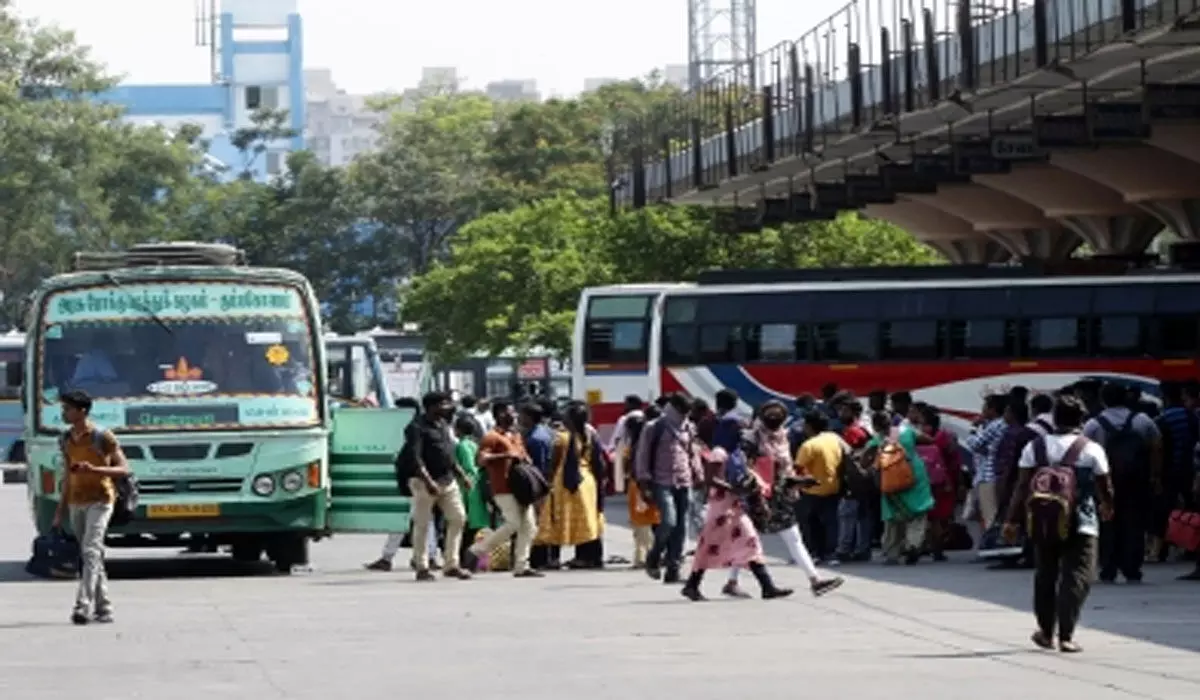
[1026, 436, 1085, 543]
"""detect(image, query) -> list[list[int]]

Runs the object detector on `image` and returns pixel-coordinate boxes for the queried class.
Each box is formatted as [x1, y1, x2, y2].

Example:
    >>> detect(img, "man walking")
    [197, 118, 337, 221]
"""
[468, 400, 542, 577]
[52, 390, 130, 625]
[1002, 394, 1114, 653]
[407, 391, 473, 581]
[635, 392, 703, 584]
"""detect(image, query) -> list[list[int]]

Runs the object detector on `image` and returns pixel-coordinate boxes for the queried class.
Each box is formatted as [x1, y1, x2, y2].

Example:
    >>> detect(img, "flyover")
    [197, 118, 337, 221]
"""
[614, 0, 1200, 262]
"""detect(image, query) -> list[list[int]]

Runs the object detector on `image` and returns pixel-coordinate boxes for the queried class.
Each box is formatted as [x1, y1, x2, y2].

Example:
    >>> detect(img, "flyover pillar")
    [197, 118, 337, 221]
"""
[862, 200, 1012, 263]
[1057, 214, 1165, 254]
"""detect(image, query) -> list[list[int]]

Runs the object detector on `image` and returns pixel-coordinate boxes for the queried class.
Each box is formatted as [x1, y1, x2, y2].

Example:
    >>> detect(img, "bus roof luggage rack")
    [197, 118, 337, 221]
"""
[74, 242, 246, 271]
[696, 264, 1043, 285]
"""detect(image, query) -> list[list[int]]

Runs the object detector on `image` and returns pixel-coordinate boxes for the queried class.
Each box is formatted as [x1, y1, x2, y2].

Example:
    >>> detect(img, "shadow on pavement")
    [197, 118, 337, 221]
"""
[0, 553, 277, 583]
[602, 498, 1200, 654]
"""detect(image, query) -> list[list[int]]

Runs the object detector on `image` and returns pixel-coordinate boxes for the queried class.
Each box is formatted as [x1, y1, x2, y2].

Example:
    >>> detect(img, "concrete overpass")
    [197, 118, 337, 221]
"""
[615, 0, 1200, 262]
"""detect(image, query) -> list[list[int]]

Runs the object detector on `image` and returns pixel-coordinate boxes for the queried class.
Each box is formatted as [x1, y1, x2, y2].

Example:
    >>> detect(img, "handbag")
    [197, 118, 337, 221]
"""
[1166, 510, 1200, 553]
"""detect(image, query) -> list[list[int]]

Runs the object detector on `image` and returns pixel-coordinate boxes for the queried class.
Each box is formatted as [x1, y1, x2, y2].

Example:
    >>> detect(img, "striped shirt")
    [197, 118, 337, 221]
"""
[966, 418, 1007, 485]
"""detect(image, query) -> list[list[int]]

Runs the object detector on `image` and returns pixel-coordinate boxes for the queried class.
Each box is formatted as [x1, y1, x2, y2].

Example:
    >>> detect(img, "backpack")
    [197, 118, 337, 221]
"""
[842, 444, 877, 498]
[506, 460, 549, 506]
[1026, 436, 1086, 543]
[59, 429, 139, 527]
[1095, 415, 1148, 485]
[393, 422, 421, 497]
[875, 440, 916, 495]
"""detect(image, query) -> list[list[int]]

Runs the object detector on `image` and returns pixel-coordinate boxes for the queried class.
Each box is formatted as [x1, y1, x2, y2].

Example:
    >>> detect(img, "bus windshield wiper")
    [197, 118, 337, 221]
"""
[102, 272, 174, 335]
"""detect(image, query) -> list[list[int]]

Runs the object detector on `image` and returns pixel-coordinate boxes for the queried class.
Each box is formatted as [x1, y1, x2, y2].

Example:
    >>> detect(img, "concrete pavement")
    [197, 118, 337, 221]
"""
[1, 483, 1198, 700]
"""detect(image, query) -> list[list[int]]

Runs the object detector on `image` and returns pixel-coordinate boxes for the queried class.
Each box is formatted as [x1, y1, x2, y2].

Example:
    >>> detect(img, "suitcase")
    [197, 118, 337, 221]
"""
[1166, 510, 1200, 553]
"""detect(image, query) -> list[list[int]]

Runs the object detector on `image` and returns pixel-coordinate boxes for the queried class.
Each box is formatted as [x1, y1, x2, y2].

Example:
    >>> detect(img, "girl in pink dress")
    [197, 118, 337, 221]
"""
[680, 446, 794, 602]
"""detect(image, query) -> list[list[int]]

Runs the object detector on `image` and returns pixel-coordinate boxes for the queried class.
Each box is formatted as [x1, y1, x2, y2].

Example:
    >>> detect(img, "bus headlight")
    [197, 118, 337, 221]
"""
[252, 474, 276, 496]
[281, 470, 304, 492]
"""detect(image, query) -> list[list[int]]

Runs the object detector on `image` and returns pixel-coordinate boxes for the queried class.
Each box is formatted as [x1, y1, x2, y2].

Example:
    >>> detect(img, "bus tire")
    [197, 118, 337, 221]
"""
[231, 540, 263, 563]
[269, 535, 309, 573]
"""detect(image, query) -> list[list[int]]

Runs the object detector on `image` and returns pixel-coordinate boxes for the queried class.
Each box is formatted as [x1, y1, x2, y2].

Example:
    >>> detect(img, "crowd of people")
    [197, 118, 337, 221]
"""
[367, 379, 1200, 647]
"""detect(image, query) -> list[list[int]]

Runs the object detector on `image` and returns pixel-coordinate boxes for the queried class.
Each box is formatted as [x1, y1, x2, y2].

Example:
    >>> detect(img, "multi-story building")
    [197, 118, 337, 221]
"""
[663, 64, 690, 90]
[485, 79, 539, 103]
[582, 77, 619, 93]
[98, 0, 305, 181]
[305, 68, 383, 167]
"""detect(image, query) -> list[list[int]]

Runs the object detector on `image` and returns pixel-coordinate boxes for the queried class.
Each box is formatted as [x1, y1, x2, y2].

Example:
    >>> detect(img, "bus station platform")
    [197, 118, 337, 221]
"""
[1, 484, 1198, 699]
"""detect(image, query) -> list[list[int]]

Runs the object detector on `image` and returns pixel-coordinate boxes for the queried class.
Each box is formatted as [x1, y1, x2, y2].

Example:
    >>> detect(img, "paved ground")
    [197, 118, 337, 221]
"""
[1, 483, 1198, 700]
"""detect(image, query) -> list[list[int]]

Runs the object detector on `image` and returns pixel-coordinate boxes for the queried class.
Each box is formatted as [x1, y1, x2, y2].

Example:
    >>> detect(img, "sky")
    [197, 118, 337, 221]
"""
[13, 0, 842, 96]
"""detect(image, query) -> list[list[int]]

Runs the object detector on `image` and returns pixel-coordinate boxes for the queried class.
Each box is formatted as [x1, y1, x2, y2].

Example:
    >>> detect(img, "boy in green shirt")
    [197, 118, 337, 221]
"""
[454, 415, 491, 567]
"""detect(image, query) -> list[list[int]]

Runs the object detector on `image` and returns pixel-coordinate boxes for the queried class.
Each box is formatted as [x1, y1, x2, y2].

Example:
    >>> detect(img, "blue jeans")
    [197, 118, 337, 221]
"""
[836, 498, 873, 558]
[648, 485, 691, 571]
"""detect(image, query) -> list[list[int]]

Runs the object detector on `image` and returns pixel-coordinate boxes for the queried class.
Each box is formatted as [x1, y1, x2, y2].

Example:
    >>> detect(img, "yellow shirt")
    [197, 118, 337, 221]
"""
[63, 427, 118, 506]
[795, 431, 843, 497]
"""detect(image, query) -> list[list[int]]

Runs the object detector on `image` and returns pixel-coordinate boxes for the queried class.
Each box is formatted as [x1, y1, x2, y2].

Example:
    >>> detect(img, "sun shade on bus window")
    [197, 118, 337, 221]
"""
[1014, 286, 1091, 316]
[1154, 283, 1200, 313]
[1092, 285, 1153, 315]
[947, 288, 1015, 317]
[588, 295, 649, 318]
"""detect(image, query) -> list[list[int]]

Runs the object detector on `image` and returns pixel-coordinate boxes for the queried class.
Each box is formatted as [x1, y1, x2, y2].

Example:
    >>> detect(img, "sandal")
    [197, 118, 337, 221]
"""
[1031, 630, 1054, 649]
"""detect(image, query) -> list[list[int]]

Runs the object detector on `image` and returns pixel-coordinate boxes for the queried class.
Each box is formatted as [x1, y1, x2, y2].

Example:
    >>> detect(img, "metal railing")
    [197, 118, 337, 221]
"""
[616, 0, 1199, 207]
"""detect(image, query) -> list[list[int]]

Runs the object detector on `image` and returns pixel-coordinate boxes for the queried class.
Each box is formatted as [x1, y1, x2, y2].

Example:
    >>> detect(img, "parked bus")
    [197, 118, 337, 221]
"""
[24, 243, 412, 571]
[573, 265, 1200, 489]
[0, 331, 25, 462]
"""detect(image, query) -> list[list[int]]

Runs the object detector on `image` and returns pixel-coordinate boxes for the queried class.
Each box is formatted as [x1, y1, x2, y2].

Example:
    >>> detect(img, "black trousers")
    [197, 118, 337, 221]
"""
[1033, 534, 1098, 642]
[1099, 488, 1146, 581]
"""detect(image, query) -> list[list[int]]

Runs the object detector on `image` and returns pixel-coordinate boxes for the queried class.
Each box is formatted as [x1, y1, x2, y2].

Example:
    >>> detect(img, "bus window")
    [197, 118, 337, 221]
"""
[0, 353, 21, 400]
[948, 319, 1016, 358]
[584, 295, 650, 364]
[754, 323, 803, 362]
[881, 320, 942, 360]
[698, 325, 740, 363]
[662, 325, 697, 364]
[813, 322, 877, 362]
[1024, 318, 1086, 357]
[1093, 317, 1145, 357]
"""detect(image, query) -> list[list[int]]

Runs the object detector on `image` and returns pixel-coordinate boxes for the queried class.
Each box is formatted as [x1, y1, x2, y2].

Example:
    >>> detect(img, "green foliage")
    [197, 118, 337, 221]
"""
[3, 3, 941, 346]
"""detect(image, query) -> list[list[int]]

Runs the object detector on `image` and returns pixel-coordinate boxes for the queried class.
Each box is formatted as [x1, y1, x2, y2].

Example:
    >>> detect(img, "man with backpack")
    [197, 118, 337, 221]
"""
[1154, 381, 1199, 562]
[1002, 394, 1114, 653]
[1082, 383, 1161, 584]
[51, 390, 131, 625]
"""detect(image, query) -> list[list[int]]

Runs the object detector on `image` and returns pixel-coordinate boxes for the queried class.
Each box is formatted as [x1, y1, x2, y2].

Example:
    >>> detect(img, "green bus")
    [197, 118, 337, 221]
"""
[24, 243, 412, 571]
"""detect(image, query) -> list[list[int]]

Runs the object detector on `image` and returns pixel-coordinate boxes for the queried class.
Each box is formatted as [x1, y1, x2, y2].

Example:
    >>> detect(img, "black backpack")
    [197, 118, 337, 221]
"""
[506, 460, 549, 506]
[843, 443, 879, 498]
[59, 428, 139, 527]
[393, 423, 420, 497]
[1096, 415, 1149, 485]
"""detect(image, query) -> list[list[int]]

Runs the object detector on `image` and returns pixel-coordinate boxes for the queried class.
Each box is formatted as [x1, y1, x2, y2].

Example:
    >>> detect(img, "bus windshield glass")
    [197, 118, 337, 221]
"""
[37, 282, 319, 432]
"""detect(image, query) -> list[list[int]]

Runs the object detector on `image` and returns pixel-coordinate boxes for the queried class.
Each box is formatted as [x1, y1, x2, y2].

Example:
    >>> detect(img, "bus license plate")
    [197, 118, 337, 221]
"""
[146, 504, 221, 519]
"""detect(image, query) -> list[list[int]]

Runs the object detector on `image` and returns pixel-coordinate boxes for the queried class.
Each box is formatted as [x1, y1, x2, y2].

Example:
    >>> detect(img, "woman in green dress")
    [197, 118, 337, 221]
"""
[454, 415, 492, 565]
[868, 411, 935, 565]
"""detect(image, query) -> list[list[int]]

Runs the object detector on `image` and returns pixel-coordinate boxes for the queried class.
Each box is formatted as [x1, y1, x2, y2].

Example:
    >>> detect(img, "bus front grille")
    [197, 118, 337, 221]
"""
[138, 478, 243, 494]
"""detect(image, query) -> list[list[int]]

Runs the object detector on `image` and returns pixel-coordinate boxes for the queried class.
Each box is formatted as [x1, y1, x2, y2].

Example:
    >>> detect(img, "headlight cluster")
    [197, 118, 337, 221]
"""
[250, 469, 307, 497]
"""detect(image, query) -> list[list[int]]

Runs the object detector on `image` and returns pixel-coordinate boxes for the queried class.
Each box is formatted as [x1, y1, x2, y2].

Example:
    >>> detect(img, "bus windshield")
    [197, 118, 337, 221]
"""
[37, 282, 320, 432]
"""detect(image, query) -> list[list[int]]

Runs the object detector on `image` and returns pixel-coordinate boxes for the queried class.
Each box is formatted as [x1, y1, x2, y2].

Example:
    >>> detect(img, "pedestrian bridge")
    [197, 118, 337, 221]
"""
[615, 0, 1200, 263]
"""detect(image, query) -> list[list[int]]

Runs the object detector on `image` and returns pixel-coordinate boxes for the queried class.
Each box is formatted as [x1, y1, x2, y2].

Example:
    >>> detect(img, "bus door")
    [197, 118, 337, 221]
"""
[328, 405, 414, 533]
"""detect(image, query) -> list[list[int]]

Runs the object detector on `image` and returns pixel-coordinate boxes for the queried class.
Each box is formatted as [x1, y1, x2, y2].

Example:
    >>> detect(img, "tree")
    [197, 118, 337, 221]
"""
[0, 2, 208, 324]
[348, 89, 497, 277]
[401, 193, 943, 359]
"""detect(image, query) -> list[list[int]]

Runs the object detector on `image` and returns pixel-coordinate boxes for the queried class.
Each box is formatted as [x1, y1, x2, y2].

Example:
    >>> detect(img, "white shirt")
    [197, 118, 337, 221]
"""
[473, 409, 495, 434]
[608, 409, 643, 453]
[1027, 413, 1054, 437]
[1018, 434, 1109, 476]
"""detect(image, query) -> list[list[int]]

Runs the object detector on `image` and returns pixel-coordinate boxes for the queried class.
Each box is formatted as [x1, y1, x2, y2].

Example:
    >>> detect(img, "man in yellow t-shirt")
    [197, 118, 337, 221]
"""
[51, 390, 130, 626]
[794, 412, 847, 564]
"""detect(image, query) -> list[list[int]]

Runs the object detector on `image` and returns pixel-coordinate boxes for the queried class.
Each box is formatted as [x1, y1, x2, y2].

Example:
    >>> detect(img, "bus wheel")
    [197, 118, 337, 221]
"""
[268, 535, 309, 573]
[231, 540, 263, 563]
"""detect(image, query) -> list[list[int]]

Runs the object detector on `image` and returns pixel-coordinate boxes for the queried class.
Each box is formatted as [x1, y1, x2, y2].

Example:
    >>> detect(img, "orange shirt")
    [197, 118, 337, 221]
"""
[479, 429, 524, 496]
[63, 427, 119, 506]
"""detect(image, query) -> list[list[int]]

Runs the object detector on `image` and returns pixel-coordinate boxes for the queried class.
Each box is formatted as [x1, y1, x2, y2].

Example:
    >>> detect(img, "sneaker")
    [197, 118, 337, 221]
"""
[70, 611, 89, 626]
[94, 610, 113, 624]
[443, 567, 472, 580]
[414, 569, 437, 582]
[364, 559, 393, 572]
[811, 577, 844, 597]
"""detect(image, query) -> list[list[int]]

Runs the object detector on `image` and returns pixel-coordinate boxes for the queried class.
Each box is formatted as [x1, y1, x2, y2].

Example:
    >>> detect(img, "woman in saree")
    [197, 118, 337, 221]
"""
[625, 407, 661, 568]
[534, 401, 602, 566]
[911, 402, 961, 562]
